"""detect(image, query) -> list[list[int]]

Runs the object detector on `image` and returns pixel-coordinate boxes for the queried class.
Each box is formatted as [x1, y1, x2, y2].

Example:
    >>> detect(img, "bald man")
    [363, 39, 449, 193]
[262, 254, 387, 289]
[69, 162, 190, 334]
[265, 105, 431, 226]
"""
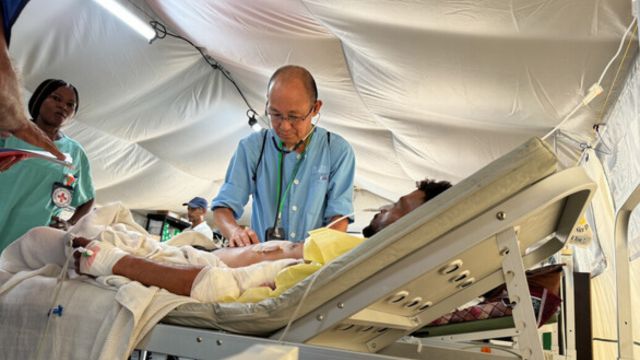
[213, 65, 356, 246]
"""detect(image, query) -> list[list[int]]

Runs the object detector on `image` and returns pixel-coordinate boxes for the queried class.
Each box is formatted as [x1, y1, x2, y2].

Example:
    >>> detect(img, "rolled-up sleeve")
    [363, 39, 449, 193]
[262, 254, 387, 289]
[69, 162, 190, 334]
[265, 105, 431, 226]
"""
[323, 136, 355, 223]
[211, 137, 255, 219]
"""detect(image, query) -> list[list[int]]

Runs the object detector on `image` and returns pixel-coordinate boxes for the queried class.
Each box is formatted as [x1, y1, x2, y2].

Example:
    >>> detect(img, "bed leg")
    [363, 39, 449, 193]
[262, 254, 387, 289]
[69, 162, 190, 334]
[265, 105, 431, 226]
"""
[497, 227, 545, 360]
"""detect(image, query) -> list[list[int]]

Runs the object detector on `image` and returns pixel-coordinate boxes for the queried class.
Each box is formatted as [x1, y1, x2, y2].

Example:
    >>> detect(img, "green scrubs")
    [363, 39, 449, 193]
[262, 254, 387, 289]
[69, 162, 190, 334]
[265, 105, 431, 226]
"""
[0, 133, 95, 252]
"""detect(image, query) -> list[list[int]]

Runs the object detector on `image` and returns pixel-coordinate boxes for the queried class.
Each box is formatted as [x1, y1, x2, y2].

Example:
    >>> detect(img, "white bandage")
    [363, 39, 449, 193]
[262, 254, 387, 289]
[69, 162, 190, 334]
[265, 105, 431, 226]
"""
[232, 258, 301, 290]
[190, 258, 301, 302]
[76, 240, 128, 277]
[251, 241, 288, 253]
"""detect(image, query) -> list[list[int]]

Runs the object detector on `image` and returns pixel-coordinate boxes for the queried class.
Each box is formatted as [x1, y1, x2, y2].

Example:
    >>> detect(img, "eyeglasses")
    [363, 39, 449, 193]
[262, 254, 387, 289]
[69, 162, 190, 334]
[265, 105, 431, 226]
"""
[266, 105, 315, 124]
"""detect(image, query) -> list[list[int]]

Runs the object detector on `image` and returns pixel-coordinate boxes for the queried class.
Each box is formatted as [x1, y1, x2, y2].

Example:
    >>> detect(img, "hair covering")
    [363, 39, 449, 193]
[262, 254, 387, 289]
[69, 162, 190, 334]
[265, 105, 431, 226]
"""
[28, 79, 79, 119]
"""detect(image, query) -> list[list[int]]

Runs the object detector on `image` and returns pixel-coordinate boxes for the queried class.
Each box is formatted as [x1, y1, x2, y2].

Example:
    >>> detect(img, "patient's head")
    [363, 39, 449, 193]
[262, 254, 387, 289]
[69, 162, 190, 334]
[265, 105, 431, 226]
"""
[362, 179, 452, 238]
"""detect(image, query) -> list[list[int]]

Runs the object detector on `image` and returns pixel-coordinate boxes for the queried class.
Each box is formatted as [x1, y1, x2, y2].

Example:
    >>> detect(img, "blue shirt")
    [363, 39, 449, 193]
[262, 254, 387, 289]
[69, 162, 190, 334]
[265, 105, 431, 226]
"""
[1, 0, 30, 45]
[212, 127, 355, 243]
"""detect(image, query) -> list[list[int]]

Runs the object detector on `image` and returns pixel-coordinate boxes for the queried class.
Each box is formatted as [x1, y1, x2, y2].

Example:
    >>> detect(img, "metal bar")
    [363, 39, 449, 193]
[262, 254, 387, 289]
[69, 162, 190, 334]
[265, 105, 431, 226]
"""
[560, 250, 576, 359]
[497, 227, 544, 360]
[138, 323, 403, 360]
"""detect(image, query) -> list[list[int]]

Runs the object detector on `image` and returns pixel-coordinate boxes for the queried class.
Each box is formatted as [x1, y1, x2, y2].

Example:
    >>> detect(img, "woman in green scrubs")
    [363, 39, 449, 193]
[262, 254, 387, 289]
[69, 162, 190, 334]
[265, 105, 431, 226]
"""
[0, 79, 95, 252]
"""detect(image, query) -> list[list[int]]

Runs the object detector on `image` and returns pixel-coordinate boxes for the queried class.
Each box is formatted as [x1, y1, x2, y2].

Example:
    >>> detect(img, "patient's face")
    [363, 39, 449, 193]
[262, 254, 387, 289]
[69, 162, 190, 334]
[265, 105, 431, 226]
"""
[362, 189, 426, 238]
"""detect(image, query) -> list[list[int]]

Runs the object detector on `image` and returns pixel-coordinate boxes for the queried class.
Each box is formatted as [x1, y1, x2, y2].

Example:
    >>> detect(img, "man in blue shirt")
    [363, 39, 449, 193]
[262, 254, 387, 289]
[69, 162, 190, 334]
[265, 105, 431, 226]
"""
[1, 0, 66, 171]
[212, 65, 356, 246]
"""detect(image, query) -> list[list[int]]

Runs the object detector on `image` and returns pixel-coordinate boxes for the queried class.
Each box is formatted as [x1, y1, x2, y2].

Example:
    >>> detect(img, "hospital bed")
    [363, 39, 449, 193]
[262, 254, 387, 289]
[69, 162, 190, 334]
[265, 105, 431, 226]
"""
[137, 137, 596, 360]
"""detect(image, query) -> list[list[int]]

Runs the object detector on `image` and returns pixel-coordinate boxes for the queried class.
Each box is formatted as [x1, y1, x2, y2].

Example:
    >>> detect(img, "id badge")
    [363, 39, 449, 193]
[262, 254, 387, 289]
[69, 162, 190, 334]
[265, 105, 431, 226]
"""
[52, 182, 74, 208]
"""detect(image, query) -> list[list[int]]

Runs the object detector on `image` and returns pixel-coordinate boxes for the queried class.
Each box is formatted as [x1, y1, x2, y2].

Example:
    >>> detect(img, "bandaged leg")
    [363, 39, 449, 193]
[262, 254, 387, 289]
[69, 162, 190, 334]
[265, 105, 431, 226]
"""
[190, 258, 300, 302]
[75, 240, 128, 277]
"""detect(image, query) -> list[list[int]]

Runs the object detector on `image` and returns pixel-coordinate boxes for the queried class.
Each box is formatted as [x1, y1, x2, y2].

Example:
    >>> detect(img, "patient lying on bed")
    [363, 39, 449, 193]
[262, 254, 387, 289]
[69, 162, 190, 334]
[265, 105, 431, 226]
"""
[68, 179, 452, 303]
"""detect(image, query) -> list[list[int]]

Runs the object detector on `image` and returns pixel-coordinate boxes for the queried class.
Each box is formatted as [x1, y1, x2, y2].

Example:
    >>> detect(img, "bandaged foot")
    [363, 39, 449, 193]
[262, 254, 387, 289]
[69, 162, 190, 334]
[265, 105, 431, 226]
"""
[74, 240, 128, 277]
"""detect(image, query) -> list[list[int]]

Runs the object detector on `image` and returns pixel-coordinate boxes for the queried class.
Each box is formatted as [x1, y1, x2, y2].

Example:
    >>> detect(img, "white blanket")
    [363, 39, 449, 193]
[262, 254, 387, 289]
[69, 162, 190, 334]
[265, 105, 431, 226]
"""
[0, 203, 200, 360]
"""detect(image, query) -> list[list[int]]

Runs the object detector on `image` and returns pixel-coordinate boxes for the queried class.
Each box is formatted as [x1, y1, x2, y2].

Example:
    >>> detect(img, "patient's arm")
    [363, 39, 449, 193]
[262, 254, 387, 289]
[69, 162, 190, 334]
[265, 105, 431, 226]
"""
[72, 238, 304, 299]
[113, 256, 201, 296]
[72, 237, 201, 295]
[213, 241, 304, 268]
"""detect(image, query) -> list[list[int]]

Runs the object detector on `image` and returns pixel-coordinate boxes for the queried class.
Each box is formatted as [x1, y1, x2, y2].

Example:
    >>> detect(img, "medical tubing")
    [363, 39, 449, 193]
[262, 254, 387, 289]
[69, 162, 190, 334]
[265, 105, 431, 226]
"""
[277, 268, 323, 343]
[596, 17, 638, 86]
[325, 213, 354, 229]
[541, 16, 637, 142]
[573, 22, 638, 165]
[272, 148, 285, 231]
[276, 151, 304, 217]
[33, 234, 76, 360]
[597, 23, 638, 121]
[272, 134, 312, 231]
[277, 212, 357, 341]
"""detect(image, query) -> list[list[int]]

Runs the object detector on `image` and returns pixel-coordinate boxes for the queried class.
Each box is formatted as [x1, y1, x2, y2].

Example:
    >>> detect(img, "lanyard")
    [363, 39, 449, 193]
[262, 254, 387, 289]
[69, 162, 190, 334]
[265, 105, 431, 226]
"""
[273, 133, 313, 225]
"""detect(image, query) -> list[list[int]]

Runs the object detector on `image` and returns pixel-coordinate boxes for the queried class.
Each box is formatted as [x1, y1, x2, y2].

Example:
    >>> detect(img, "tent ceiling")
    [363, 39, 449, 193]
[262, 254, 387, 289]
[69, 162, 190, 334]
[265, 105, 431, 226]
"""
[9, 0, 635, 228]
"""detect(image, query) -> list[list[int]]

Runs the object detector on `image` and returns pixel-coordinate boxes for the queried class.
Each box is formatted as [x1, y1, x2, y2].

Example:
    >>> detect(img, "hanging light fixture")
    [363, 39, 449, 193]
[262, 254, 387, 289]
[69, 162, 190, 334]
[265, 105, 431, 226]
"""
[93, 0, 155, 42]
[247, 110, 263, 132]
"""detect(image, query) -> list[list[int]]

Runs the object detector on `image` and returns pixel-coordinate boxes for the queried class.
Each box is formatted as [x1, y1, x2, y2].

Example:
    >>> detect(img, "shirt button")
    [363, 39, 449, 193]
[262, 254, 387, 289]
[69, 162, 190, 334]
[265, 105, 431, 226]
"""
[293, 179, 300, 185]
[290, 232, 296, 239]
[292, 205, 298, 211]
[296, 154, 302, 160]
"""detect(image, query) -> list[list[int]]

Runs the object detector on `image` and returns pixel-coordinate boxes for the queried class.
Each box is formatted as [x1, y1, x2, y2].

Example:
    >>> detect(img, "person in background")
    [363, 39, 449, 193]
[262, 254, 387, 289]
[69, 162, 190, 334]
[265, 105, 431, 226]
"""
[212, 65, 356, 246]
[0, 0, 65, 171]
[182, 196, 215, 242]
[0, 78, 95, 253]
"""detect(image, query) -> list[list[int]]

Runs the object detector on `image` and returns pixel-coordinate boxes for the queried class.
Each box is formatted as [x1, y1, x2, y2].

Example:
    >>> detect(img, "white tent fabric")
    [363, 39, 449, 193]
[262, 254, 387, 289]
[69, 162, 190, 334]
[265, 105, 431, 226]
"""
[597, 54, 640, 260]
[9, 0, 634, 228]
[5, 0, 640, 359]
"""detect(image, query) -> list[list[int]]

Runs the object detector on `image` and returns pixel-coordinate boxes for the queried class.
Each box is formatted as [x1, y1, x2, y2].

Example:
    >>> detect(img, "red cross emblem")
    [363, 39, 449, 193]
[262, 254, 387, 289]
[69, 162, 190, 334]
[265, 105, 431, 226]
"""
[52, 187, 72, 207]
[57, 192, 69, 203]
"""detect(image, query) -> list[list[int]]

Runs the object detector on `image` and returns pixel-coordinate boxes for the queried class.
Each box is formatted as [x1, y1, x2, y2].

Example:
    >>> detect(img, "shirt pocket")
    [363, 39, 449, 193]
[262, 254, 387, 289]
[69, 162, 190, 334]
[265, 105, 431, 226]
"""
[312, 164, 330, 184]
[307, 165, 329, 208]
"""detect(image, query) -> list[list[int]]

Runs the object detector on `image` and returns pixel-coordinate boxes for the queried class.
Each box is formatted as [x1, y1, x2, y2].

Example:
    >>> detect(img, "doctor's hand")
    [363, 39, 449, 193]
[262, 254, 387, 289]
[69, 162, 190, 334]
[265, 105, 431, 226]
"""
[229, 226, 259, 247]
[9, 121, 66, 161]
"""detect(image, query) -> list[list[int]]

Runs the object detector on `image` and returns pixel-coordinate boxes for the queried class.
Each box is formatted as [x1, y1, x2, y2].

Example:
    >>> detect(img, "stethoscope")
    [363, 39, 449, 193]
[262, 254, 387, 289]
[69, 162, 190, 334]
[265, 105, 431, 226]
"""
[266, 113, 321, 239]
[269, 126, 316, 239]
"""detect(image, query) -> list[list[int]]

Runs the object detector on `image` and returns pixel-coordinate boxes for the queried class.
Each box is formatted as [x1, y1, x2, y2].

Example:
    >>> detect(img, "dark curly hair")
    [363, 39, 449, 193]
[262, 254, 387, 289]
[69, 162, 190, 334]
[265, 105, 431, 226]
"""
[416, 179, 452, 202]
